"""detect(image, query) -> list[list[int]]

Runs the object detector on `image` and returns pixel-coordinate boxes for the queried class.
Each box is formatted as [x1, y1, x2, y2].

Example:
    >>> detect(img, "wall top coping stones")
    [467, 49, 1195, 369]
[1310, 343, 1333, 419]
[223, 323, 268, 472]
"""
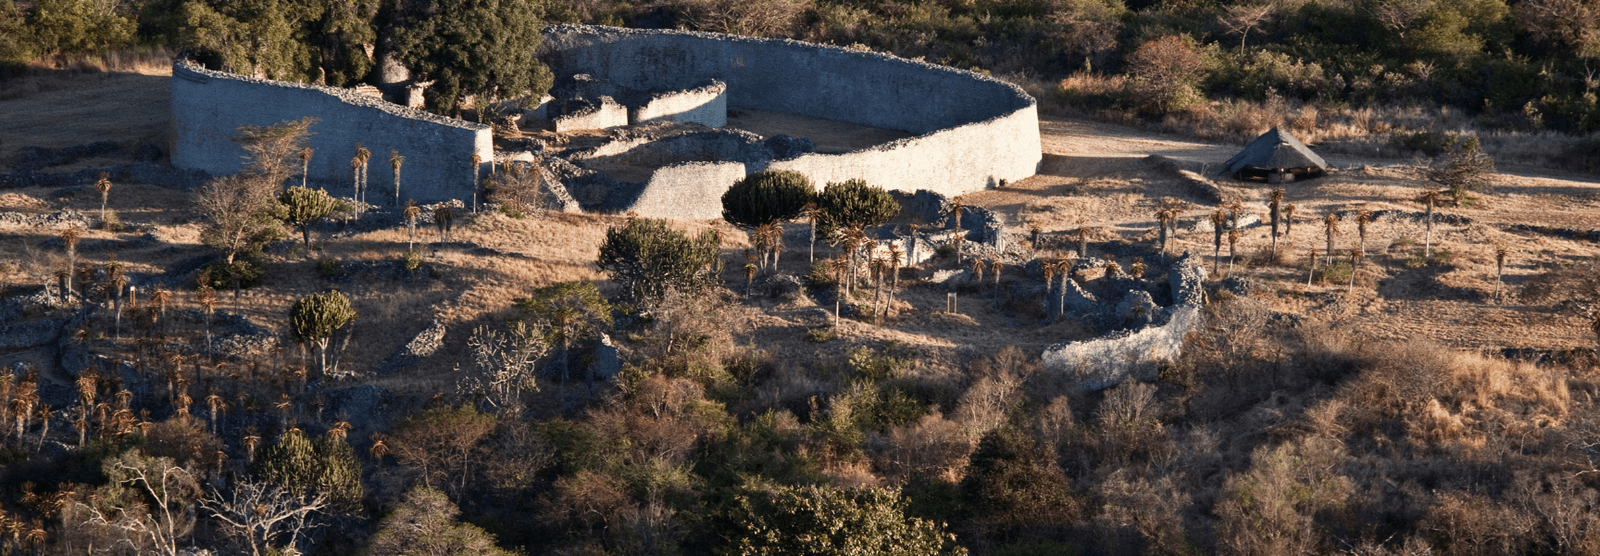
[172, 60, 490, 133]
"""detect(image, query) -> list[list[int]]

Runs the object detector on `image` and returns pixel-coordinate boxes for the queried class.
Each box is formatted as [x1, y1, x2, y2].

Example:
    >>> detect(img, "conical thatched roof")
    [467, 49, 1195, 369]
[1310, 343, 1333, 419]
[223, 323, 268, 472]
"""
[1221, 128, 1327, 179]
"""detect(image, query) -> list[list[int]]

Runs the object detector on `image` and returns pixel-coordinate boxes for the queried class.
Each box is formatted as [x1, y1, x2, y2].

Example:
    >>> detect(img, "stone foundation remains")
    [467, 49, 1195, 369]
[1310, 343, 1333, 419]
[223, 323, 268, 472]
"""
[1040, 252, 1208, 390]
[169, 61, 492, 204]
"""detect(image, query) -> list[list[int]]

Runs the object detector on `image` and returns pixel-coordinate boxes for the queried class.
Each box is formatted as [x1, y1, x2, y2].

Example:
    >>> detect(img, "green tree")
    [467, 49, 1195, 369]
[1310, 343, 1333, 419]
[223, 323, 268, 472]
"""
[722, 169, 814, 273]
[515, 281, 613, 385]
[280, 185, 352, 252]
[596, 218, 722, 303]
[1426, 135, 1496, 203]
[25, 0, 136, 60]
[254, 428, 364, 511]
[815, 178, 900, 241]
[724, 480, 966, 556]
[289, 290, 356, 378]
[179, 0, 378, 84]
[364, 486, 517, 556]
[959, 427, 1080, 538]
[389, 0, 556, 114]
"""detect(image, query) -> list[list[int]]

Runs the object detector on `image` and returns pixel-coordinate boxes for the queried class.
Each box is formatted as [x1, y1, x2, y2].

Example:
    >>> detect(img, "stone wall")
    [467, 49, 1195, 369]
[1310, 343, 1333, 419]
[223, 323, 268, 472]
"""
[169, 61, 491, 204]
[630, 80, 727, 127]
[625, 161, 748, 220]
[1040, 252, 1208, 390]
[553, 96, 629, 132]
[540, 25, 1040, 200]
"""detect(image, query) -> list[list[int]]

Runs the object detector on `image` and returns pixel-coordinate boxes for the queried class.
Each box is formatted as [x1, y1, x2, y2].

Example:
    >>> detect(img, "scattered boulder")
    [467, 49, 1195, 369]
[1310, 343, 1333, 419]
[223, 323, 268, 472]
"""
[590, 333, 621, 380]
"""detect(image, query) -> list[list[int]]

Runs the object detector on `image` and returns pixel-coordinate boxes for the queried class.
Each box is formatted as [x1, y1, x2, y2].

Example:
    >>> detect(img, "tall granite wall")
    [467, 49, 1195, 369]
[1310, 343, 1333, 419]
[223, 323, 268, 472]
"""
[540, 25, 1041, 199]
[169, 61, 491, 204]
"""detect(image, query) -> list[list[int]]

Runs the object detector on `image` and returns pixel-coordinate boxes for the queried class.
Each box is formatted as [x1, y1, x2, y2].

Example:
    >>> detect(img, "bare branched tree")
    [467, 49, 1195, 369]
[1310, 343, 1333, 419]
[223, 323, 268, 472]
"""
[457, 322, 549, 415]
[201, 481, 328, 556]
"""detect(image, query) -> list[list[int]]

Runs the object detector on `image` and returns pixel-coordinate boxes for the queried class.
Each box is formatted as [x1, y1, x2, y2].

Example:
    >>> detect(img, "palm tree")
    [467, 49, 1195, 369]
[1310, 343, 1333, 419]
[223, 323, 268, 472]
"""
[1307, 248, 1317, 286]
[404, 201, 421, 252]
[94, 173, 113, 229]
[1418, 190, 1441, 258]
[61, 227, 80, 301]
[905, 221, 920, 268]
[1057, 259, 1072, 317]
[1076, 226, 1089, 259]
[971, 258, 985, 283]
[1348, 247, 1363, 294]
[355, 145, 371, 206]
[471, 153, 483, 213]
[1323, 212, 1340, 267]
[1355, 209, 1372, 262]
[389, 151, 405, 207]
[298, 147, 313, 189]
[1227, 228, 1240, 274]
[949, 197, 966, 264]
[1043, 259, 1057, 315]
[743, 262, 757, 299]
[802, 202, 822, 263]
[990, 260, 1003, 308]
[1494, 247, 1507, 303]
[1210, 210, 1226, 274]
[1156, 209, 1174, 257]
[1283, 203, 1297, 239]
[1269, 189, 1285, 257]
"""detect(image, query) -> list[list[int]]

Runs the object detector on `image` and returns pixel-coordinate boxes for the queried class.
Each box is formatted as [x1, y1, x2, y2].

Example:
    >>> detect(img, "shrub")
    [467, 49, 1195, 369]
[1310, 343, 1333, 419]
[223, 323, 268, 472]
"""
[806, 326, 835, 343]
[721, 169, 813, 229]
[316, 256, 342, 278]
[403, 249, 422, 272]
[201, 257, 266, 290]
[815, 179, 900, 240]
[724, 480, 966, 555]
[596, 217, 721, 303]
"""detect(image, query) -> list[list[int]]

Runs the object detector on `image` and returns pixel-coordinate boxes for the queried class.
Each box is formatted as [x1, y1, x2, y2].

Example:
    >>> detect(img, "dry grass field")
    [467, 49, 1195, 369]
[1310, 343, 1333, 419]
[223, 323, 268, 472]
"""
[1, 65, 1598, 399]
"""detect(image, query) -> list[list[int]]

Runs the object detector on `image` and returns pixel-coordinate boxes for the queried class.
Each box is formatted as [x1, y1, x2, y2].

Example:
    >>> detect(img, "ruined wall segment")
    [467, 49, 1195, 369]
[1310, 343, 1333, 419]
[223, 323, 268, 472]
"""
[627, 161, 748, 220]
[1041, 252, 1208, 390]
[169, 61, 491, 204]
[629, 80, 727, 127]
[540, 25, 1040, 199]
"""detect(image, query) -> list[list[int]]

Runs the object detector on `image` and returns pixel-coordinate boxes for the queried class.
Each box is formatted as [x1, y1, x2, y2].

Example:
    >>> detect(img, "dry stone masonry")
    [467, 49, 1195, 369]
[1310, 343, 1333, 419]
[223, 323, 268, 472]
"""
[170, 61, 492, 204]
[539, 25, 1042, 211]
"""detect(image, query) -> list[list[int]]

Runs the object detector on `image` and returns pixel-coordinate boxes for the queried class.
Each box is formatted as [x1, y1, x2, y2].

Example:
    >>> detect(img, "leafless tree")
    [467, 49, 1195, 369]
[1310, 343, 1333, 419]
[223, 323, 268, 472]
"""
[73, 456, 198, 556]
[457, 322, 549, 415]
[201, 481, 328, 556]
[1219, 2, 1277, 54]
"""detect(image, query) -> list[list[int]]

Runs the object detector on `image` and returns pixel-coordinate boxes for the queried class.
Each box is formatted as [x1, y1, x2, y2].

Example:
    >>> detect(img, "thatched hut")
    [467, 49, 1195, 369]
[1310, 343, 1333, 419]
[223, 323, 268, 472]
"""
[1221, 128, 1327, 183]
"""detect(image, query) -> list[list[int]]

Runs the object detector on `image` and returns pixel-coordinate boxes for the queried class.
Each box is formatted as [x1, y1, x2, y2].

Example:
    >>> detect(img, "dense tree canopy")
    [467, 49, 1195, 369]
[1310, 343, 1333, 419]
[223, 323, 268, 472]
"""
[389, 0, 556, 113]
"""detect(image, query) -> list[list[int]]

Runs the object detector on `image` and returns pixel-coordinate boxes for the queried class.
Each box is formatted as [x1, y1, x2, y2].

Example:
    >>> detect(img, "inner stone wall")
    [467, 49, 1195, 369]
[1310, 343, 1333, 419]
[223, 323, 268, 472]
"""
[540, 25, 1040, 202]
[169, 61, 491, 204]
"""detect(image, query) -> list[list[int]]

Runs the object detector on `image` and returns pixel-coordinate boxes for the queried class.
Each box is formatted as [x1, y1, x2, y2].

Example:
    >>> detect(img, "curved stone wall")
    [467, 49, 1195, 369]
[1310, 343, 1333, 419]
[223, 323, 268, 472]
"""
[170, 61, 492, 204]
[540, 25, 1041, 201]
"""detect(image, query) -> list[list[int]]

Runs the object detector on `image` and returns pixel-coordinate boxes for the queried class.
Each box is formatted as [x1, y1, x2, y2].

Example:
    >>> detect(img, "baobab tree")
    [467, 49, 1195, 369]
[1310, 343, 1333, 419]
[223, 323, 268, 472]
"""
[949, 198, 966, 264]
